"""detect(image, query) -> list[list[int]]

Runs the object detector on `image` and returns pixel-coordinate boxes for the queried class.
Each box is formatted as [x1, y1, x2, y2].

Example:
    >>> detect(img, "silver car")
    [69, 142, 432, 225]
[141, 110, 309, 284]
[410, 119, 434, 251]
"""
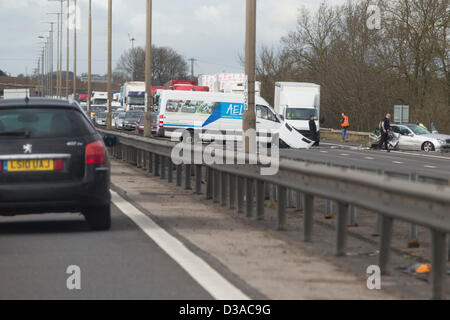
[391, 124, 450, 152]
[114, 112, 126, 130]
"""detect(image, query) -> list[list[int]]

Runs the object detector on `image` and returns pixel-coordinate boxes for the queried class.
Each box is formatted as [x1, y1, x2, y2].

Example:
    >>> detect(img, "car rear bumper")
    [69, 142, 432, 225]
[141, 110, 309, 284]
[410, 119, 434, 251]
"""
[123, 124, 137, 130]
[0, 168, 110, 215]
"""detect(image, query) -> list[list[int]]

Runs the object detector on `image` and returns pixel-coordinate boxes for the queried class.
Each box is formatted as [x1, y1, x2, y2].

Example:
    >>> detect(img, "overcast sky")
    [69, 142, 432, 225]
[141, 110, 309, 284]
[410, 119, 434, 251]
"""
[0, 0, 347, 77]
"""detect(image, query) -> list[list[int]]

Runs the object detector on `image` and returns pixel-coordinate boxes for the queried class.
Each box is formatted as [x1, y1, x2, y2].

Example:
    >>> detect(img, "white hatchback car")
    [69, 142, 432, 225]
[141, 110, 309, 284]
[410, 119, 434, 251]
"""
[391, 124, 450, 152]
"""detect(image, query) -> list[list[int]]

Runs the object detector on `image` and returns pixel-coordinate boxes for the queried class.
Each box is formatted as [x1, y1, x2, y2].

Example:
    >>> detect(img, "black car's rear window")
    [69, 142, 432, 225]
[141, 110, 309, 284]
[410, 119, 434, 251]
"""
[0, 107, 95, 139]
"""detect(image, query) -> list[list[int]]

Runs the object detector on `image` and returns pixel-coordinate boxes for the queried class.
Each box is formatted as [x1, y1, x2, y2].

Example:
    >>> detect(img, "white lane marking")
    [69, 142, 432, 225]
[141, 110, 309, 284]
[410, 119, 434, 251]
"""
[393, 161, 404, 164]
[365, 157, 375, 160]
[111, 190, 250, 301]
[323, 142, 450, 161]
[390, 150, 450, 160]
[424, 165, 437, 169]
[340, 153, 350, 156]
[320, 151, 328, 153]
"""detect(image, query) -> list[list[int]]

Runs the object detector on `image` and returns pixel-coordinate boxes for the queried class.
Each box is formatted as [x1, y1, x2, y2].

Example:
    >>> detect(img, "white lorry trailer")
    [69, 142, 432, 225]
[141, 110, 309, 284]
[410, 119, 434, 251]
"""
[3, 89, 30, 99]
[199, 73, 261, 95]
[120, 81, 146, 111]
[274, 82, 321, 141]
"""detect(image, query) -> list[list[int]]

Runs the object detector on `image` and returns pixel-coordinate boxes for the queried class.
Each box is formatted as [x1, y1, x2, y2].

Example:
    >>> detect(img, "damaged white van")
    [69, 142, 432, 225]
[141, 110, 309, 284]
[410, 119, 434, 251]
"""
[156, 90, 314, 149]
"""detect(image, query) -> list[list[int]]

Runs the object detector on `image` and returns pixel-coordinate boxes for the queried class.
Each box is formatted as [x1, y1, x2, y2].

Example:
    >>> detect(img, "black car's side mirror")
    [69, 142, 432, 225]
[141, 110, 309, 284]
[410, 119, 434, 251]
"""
[320, 116, 325, 124]
[103, 134, 120, 147]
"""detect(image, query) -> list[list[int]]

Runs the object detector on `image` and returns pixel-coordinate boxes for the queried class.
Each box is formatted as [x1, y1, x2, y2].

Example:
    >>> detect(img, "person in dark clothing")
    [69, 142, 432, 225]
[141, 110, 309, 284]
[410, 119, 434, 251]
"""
[309, 115, 318, 146]
[378, 113, 391, 152]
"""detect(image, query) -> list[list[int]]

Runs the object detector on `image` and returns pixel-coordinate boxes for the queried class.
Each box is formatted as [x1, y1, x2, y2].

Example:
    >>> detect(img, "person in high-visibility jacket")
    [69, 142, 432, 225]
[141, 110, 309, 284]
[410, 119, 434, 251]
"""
[341, 113, 350, 142]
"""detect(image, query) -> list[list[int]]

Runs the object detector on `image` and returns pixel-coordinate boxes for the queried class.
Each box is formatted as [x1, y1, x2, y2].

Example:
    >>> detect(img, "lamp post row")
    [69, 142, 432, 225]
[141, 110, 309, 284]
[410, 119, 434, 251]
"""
[37, 0, 256, 144]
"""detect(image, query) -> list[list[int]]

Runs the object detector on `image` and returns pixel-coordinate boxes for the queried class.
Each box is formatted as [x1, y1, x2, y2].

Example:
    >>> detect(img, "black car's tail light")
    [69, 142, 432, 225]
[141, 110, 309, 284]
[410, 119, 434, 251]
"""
[85, 141, 107, 165]
[54, 159, 65, 171]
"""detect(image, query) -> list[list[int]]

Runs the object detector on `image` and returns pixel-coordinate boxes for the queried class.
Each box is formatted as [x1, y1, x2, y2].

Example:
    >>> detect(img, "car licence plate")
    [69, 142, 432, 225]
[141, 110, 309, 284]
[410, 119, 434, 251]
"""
[3, 159, 54, 172]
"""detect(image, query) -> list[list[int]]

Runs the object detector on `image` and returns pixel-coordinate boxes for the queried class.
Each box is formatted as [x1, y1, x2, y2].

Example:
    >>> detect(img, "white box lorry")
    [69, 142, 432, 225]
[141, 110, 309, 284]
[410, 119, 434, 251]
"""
[3, 89, 30, 99]
[274, 82, 321, 141]
[120, 81, 146, 111]
[199, 73, 261, 95]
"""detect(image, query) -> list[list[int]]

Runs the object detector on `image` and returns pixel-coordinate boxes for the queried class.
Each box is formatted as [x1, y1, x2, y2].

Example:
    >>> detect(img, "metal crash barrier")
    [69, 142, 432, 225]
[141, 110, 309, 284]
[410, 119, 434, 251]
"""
[99, 129, 450, 300]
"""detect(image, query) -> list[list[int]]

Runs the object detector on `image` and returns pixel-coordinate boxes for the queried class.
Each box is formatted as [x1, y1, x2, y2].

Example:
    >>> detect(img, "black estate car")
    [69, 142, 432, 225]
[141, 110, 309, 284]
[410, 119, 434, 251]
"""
[0, 98, 112, 230]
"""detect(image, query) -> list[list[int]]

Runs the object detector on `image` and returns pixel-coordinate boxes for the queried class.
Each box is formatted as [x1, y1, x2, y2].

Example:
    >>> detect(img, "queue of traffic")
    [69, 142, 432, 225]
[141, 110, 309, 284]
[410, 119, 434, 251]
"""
[65, 74, 449, 153]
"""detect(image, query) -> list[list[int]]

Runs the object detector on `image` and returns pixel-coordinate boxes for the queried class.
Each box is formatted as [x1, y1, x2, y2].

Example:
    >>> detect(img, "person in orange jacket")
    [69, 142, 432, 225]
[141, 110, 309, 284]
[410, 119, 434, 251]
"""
[341, 113, 350, 142]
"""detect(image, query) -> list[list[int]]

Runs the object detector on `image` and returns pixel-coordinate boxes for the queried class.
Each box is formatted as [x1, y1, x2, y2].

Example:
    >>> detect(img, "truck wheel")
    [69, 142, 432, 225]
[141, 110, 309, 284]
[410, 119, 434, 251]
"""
[83, 205, 111, 231]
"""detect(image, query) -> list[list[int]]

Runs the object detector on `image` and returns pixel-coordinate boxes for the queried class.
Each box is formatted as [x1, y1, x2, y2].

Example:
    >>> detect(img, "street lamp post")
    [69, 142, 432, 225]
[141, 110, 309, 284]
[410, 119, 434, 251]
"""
[41, 22, 55, 97]
[243, 0, 257, 154]
[47, 12, 62, 97]
[38, 36, 46, 96]
[88, 0, 92, 119]
[49, 0, 65, 98]
[144, 0, 153, 137]
[66, 0, 70, 98]
[73, 0, 77, 99]
[49, 22, 55, 98]
[106, 0, 113, 129]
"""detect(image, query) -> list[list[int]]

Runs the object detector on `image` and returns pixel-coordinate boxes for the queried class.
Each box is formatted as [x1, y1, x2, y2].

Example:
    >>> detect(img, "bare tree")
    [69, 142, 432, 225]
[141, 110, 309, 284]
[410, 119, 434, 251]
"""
[114, 45, 188, 85]
[250, 0, 449, 132]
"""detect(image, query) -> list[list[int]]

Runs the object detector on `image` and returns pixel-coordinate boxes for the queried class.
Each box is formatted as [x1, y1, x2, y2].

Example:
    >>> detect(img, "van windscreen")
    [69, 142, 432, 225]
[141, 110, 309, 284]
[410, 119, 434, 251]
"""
[285, 108, 317, 121]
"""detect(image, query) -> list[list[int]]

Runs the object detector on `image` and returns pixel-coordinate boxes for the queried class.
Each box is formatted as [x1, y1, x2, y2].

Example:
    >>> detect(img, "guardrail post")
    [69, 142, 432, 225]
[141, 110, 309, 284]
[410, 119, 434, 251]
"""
[379, 215, 394, 275]
[407, 174, 420, 248]
[374, 214, 382, 236]
[115, 145, 120, 160]
[431, 230, 447, 300]
[136, 150, 142, 168]
[303, 194, 315, 242]
[277, 185, 286, 231]
[287, 189, 293, 208]
[195, 165, 202, 194]
[134, 148, 138, 166]
[142, 151, 147, 170]
[237, 176, 244, 214]
[132, 148, 137, 166]
[206, 167, 213, 199]
[176, 165, 182, 187]
[326, 200, 333, 218]
[168, 159, 173, 183]
[128, 147, 132, 164]
[221, 172, 228, 207]
[154, 154, 160, 177]
[336, 202, 349, 256]
[160, 156, 166, 180]
[373, 170, 386, 236]
[272, 184, 277, 201]
[123, 145, 128, 162]
[265, 182, 271, 200]
[229, 174, 236, 210]
[148, 152, 153, 173]
[213, 169, 220, 203]
[185, 164, 192, 190]
[348, 205, 358, 227]
[256, 180, 265, 220]
[296, 192, 303, 211]
[246, 178, 254, 217]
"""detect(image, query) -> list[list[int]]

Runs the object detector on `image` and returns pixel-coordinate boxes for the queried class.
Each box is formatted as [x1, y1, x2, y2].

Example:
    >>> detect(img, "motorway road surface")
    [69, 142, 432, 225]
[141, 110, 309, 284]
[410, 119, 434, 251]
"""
[0, 192, 247, 300]
[281, 143, 450, 181]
